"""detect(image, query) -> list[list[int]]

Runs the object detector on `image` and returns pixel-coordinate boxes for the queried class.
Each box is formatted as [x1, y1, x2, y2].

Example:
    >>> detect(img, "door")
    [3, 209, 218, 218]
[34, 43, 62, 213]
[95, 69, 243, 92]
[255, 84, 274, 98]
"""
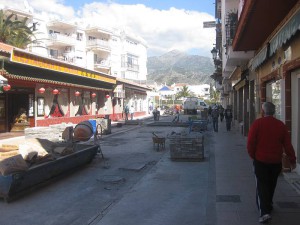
[0, 95, 7, 132]
[291, 69, 300, 171]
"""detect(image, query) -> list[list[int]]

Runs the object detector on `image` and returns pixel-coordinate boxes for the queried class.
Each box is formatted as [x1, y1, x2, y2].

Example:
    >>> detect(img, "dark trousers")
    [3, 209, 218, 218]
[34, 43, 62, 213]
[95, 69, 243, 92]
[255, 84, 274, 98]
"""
[212, 118, 218, 132]
[225, 119, 232, 131]
[253, 160, 282, 216]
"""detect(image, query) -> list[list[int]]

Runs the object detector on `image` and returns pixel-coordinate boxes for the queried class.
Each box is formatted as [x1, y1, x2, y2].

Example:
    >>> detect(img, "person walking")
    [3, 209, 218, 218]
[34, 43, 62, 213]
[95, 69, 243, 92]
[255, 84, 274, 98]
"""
[219, 106, 224, 122]
[211, 107, 219, 132]
[207, 106, 212, 123]
[247, 102, 296, 224]
[124, 105, 129, 120]
[129, 105, 135, 120]
[172, 108, 180, 123]
[224, 106, 233, 131]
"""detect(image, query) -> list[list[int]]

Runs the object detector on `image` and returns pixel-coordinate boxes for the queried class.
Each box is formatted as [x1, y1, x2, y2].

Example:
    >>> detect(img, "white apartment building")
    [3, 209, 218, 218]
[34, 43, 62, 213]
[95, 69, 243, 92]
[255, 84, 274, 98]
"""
[2, 6, 148, 83]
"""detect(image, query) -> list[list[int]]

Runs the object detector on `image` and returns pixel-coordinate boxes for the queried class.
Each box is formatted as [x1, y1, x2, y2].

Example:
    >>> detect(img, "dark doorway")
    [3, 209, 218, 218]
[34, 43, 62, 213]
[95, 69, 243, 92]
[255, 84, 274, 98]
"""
[7, 93, 30, 131]
[0, 95, 7, 132]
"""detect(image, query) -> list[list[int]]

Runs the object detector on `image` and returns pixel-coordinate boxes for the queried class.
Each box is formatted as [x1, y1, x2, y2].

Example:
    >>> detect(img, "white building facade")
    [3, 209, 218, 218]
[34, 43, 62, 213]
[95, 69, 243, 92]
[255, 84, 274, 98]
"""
[6, 6, 149, 83]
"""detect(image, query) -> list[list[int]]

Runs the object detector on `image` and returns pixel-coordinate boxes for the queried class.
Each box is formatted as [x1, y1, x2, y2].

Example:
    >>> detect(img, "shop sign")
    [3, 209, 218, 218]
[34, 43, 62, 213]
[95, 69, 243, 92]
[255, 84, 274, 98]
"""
[203, 21, 216, 28]
[11, 50, 116, 84]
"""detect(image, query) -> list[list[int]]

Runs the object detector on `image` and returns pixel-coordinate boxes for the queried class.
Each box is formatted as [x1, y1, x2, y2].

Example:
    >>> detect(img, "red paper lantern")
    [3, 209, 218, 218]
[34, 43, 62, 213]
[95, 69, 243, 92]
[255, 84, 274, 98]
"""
[75, 91, 81, 97]
[38, 87, 45, 94]
[91, 92, 97, 98]
[3, 84, 11, 91]
[105, 94, 110, 99]
[52, 88, 59, 95]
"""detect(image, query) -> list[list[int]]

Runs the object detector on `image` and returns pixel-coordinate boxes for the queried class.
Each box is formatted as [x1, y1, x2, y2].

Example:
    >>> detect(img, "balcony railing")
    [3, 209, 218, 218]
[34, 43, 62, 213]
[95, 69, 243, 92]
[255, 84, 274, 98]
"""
[87, 39, 110, 50]
[49, 52, 75, 63]
[94, 59, 111, 67]
[48, 33, 76, 45]
[225, 11, 238, 51]
[121, 62, 139, 72]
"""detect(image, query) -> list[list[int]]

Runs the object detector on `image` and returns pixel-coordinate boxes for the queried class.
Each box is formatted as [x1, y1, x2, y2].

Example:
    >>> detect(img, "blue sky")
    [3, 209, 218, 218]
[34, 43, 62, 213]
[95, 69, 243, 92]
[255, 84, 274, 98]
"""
[0, 0, 216, 57]
[64, 0, 215, 15]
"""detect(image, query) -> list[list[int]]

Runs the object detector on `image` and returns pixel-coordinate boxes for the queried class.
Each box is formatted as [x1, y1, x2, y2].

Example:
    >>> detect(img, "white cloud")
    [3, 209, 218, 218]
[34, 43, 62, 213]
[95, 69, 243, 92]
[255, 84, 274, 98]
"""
[0, 0, 215, 57]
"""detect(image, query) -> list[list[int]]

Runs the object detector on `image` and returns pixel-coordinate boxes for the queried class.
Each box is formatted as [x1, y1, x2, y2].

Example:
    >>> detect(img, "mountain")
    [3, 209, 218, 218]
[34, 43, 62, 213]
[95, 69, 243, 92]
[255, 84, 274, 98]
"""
[147, 50, 214, 85]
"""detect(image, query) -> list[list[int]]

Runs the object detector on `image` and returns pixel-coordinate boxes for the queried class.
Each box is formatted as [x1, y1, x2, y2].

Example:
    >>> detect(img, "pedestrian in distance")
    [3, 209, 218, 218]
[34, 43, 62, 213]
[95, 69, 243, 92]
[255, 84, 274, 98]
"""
[224, 106, 233, 131]
[247, 102, 296, 224]
[219, 106, 224, 122]
[124, 105, 129, 120]
[129, 105, 135, 120]
[211, 107, 219, 132]
[152, 107, 160, 121]
[172, 108, 180, 123]
[207, 105, 212, 123]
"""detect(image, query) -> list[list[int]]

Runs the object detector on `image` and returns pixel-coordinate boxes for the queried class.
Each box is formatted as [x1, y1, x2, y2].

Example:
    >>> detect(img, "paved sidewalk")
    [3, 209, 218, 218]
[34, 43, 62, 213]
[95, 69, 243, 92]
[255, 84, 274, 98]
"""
[213, 121, 300, 225]
[1, 114, 300, 225]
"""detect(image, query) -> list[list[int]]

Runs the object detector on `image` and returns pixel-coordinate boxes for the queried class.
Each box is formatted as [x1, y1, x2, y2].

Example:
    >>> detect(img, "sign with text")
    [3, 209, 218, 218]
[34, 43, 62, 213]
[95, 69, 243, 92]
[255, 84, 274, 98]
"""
[11, 50, 116, 84]
[203, 21, 216, 28]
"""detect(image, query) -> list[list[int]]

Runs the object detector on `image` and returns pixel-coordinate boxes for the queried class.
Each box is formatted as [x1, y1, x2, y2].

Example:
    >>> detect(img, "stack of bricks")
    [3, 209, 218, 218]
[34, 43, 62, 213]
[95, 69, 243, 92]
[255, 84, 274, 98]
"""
[169, 132, 204, 161]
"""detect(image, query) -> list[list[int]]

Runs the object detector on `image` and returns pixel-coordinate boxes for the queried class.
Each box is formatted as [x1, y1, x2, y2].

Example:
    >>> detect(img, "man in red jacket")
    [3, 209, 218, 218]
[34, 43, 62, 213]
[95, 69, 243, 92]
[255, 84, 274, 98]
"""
[247, 102, 296, 224]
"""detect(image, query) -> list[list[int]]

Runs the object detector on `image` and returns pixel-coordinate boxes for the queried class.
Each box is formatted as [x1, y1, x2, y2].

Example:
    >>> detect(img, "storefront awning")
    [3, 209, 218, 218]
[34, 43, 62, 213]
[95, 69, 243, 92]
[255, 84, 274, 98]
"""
[233, 79, 246, 91]
[251, 45, 268, 70]
[3, 63, 114, 91]
[269, 9, 300, 56]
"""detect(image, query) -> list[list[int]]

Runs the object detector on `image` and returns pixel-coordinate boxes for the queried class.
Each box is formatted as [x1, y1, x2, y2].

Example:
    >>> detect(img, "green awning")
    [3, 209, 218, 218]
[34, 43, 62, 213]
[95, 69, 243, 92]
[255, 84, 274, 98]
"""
[269, 9, 300, 56]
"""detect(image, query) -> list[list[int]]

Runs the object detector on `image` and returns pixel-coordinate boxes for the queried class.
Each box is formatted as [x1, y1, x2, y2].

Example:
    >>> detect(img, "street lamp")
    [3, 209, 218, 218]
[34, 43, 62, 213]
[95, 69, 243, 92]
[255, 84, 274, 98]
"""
[211, 47, 218, 60]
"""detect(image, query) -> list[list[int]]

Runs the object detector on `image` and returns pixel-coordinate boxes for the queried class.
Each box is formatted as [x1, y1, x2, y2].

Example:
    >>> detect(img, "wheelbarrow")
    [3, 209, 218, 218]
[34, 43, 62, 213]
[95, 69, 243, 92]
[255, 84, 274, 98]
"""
[152, 132, 166, 151]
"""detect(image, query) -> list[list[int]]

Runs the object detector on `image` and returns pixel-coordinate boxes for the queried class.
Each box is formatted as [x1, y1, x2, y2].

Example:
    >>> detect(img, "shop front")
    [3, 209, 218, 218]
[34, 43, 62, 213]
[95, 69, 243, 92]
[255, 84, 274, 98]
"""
[0, 45, 116, 133]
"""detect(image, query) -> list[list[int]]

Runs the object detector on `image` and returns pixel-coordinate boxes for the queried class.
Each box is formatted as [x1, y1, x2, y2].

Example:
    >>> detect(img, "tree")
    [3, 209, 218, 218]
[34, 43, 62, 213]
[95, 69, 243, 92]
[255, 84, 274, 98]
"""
[0, 10, 35, 49]
[210, 88, 220, 103]
[176, 85, 192, 99]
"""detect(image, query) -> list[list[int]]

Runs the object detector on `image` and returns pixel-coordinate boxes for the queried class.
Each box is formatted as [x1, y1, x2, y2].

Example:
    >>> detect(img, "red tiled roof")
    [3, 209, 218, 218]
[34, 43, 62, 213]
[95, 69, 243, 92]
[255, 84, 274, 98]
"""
[0, 70, 111, 91]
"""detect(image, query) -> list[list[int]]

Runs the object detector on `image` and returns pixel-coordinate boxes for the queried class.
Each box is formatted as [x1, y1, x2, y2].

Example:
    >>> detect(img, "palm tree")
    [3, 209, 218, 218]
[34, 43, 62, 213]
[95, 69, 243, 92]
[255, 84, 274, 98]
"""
[210, 88, 220, 103]
[176, 85, 192, 99]
[0, 10, 35, 49]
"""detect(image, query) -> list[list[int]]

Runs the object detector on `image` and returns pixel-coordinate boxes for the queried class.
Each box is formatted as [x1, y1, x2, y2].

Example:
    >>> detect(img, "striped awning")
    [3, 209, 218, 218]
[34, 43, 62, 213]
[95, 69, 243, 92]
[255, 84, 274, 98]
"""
[251, 45, 268, 70]
[2, 72, 111, 91]
[269, 9, 300, 56]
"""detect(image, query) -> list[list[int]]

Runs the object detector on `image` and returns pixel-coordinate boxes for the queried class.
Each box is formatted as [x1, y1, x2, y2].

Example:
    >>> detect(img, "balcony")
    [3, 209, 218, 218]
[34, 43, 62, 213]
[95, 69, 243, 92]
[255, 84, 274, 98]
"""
[94, 59, 111, 68]
[223, 10, 254, 77]
[47, 33, 76, 47]
[86, 39, 111, 52]
[232, 0, 298, 51]
[49, 50, 75, 64]
[94, 59, 111, 74]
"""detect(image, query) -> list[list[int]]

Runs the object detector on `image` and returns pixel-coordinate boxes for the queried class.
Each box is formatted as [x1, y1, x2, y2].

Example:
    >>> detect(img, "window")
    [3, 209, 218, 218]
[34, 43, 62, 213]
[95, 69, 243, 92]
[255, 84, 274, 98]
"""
[76, 32, 83, 41]
[50, 49, 58, 57]
[266, 80, 281, 120]
[127, 54, 138, 70]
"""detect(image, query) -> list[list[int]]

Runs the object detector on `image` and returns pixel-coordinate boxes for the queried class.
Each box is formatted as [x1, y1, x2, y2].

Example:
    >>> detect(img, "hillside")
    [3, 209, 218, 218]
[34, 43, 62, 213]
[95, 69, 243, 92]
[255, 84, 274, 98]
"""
[147, 50, 214, 85]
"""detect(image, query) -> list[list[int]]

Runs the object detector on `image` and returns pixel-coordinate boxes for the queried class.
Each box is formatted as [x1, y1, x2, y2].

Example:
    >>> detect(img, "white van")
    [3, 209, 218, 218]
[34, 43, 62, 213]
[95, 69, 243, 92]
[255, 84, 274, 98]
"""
[197, 100, 208, 111]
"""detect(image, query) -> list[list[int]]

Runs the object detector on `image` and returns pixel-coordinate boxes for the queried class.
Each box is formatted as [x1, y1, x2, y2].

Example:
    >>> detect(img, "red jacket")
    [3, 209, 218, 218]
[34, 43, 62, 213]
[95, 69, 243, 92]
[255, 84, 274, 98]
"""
[247, 116, 296, 164]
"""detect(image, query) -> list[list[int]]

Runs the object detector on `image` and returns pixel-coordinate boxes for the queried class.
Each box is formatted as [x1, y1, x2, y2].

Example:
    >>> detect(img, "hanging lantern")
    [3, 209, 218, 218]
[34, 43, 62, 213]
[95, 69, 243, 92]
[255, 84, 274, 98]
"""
[3, 84, 11, 91]
[75, 91, 81, 97]
[38, 87, 45, 94]
[52, 88, 59, 95]
[105, 94, 110, 99]
[91, 92, 97, 98]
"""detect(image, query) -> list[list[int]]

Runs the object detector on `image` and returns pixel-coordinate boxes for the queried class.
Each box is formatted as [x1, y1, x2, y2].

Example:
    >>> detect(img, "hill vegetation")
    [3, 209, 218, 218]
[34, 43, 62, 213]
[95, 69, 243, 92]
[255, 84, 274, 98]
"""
[147, 50, 214, 85]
